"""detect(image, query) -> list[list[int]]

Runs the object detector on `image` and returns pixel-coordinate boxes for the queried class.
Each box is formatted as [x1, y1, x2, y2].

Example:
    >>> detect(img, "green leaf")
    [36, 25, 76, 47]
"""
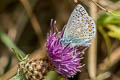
[0, 30, 26, 60]
[98, 26, 112, 54]
[97, 11, 120, 25]
[44, 71, 66, 80]
[9, 73, 26, 80]
[110, 0, 120, 2]
[97, 11, 120, 52]
[106, 24, 120, 40]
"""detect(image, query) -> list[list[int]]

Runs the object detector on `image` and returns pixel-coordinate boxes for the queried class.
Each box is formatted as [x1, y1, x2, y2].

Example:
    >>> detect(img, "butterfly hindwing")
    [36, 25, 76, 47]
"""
[61, 4, 96, 47]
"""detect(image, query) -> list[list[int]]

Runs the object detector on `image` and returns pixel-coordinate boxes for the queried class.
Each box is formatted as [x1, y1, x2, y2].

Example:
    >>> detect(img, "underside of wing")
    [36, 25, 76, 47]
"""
[61, 4, 96, 47]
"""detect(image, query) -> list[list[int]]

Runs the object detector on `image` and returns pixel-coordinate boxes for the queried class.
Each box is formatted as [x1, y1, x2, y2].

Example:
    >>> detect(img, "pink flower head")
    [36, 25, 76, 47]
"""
[46, 19, 86, 77]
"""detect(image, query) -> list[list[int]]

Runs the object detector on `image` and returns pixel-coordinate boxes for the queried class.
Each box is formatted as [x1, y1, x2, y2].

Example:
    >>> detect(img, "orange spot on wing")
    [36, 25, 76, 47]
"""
[89, 29, 92, 32]
[88, 21, 90, 24]
[86, 19, 88, 22]
[88, 25, 91, 28]
[81, 18, 84, 21]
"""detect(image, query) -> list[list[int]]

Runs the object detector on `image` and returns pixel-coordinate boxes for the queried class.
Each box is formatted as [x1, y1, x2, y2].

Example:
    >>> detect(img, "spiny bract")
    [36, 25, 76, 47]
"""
[18, 57, 49, 80]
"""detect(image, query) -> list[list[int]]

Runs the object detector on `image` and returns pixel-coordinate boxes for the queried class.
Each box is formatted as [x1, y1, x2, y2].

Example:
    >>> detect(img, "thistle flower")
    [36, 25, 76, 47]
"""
[46, 19, 86, 77]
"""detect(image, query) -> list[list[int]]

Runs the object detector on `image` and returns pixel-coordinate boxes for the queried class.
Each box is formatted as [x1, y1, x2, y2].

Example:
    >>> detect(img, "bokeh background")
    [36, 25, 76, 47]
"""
[0, 0, 120, 80]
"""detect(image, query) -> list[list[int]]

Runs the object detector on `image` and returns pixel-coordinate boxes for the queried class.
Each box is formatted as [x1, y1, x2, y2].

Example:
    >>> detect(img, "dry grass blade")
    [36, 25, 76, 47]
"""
[88, 0, 97, 80]
[97, 47, 120, 80]
[98, 47, 120, 73]
[0, 66, 17, 80]
[98, 2, 120, 15]
[20, 0, 43, 45]
[89, 0, 120, 17]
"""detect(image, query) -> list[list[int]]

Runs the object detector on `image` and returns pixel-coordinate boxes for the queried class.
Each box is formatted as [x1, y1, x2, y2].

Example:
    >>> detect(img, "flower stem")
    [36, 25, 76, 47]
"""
[9, 73, 25, 80]
[0, 30, 26, 60]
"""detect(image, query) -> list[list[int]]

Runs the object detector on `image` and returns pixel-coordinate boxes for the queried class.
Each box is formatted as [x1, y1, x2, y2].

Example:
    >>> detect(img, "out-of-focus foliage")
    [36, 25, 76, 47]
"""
[44, 71, 65, 80]
[110, 0, 120, 2]
[9, 71, 65, 80]
[97, 11, 120, 40]
[4, 56, 12, 74]
[97, 11, 120, 53]
[0, 0, 16, 12]
[0, 31, 26, 57]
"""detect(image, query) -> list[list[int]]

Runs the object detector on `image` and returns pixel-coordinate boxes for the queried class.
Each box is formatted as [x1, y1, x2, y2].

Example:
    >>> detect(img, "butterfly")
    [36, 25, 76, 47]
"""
[60, 4, 96, 47]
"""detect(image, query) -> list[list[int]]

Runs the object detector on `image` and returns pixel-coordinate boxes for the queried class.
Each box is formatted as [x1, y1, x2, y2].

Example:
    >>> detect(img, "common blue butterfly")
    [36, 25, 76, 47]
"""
[60, 4, 96, 47]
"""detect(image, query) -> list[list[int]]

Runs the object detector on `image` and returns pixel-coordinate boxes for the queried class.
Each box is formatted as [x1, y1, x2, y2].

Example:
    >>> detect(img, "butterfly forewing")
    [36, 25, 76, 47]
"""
[61, 4, 96, 47]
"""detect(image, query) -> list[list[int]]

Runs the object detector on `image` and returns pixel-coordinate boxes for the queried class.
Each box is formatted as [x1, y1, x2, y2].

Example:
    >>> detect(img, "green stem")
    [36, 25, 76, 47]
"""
[0, 30, 26, 60]
[98, 26, 112, 54]
[9, 73, 26, 80]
